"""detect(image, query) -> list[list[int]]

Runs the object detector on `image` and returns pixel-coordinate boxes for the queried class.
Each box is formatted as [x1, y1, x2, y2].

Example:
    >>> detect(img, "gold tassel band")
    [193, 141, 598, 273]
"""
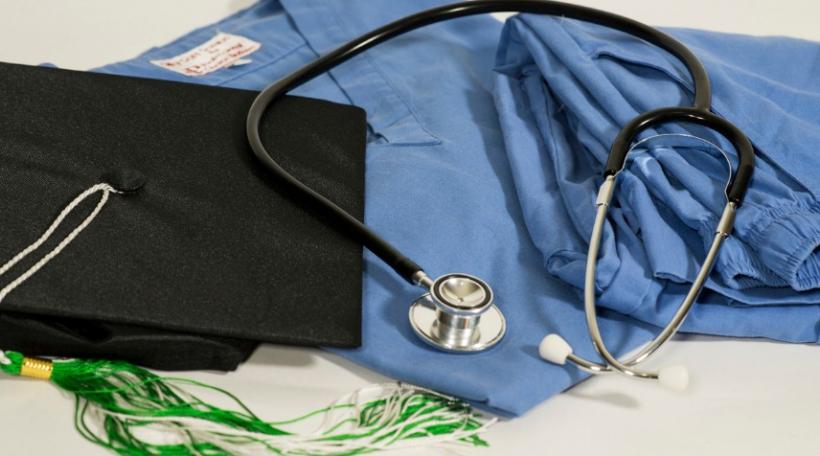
[20, 357, 53, 380]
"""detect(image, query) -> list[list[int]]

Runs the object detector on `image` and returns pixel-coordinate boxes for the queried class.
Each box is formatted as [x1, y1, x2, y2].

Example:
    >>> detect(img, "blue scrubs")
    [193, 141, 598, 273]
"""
[94, 1, 820, 416]
[495, 16, 820, 344]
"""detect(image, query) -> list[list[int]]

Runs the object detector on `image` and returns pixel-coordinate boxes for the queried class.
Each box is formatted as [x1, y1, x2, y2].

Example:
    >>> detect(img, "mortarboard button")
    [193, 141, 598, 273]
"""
[101, 169, 146, 195]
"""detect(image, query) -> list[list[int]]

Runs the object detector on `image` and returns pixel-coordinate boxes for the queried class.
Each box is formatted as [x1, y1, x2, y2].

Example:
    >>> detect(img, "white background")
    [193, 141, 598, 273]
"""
[1, 1, 819, 455]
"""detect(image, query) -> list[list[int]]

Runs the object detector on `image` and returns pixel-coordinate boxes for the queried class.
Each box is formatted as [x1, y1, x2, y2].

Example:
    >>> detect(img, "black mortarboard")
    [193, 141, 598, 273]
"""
[0, 62, 365, 370]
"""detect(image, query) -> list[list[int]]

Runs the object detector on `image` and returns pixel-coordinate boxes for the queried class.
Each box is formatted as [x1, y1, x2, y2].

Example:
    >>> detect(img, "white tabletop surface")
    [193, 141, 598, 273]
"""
[1, 1, 819, 455]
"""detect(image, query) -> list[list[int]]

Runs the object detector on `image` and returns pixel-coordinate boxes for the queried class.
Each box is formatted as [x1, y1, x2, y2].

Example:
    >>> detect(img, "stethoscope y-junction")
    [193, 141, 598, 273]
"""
[246, 1, 755, 390]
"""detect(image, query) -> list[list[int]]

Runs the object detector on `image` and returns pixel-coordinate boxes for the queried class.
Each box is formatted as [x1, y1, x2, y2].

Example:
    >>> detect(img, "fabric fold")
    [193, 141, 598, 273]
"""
[746, 202, 820, 291]
[493, 15, 820, 345]
[496, 15, 820, 297]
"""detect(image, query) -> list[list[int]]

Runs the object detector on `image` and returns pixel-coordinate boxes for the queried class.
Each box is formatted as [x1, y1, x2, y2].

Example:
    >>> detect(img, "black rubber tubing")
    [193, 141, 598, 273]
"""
[246, 0, 755, 284]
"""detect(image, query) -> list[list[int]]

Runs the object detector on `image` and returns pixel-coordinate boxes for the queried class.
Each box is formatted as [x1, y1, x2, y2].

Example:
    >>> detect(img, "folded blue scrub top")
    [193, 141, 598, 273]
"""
[93, 1, 820, 416]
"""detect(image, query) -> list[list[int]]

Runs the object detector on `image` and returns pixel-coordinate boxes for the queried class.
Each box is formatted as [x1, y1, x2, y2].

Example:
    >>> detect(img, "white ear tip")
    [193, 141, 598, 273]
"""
[658, 365, 689, 391]
[539, 334, 573, 365]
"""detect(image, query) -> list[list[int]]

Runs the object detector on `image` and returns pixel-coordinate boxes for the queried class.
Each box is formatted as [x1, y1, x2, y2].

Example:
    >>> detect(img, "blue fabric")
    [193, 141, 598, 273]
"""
[92, 1, 820, 416]
[494, 16, 820, 345]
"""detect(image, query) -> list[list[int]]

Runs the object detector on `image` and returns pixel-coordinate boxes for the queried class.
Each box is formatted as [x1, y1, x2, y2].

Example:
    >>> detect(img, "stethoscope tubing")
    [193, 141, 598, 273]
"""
[607, 107, 753, 204]
[245, 0, 756, 384]
[246, 0, 751, 285]
[571, 176, 736, 379]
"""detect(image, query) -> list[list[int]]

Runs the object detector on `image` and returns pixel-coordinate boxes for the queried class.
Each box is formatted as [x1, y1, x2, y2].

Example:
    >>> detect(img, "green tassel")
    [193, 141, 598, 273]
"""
[0, 351, 493, 455]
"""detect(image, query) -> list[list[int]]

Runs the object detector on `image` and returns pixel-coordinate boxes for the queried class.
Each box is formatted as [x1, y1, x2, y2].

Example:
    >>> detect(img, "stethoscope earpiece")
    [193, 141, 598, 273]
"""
[539, 334, 573, 365]
[657, 366, 689, 391]
[538, 333, 690, 391]
[409, 273, 506, 353]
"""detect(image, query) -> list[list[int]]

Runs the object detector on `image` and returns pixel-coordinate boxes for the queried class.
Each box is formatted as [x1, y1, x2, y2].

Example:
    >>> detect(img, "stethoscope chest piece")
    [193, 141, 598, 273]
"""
[409, 273, 506, 353]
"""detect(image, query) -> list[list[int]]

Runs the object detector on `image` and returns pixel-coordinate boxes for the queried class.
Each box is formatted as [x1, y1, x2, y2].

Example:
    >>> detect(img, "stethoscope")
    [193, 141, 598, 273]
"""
[246, 1, 755, 389]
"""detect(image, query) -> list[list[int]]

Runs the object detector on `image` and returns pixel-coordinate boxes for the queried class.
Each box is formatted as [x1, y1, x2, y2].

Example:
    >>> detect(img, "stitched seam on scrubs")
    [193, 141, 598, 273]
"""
[516, 64, 625, 292]
[540, 76, 626, 291]
[623, 274, 667, 320]
[701, 227, 783, 289]
[531, 73, 594, 243]
[621, 161, 785, 289]
[517, 18, 631, 141]
[358, 50, 442, 145]
[326, 14, 441, 144]
[320, 2, 440, 145]
[213, 43, 308, 87]
[618, 155, 803, 291]
[282, 1, 441, 146]
[620, 182, 672, 316]
[745, 202, 820, 290]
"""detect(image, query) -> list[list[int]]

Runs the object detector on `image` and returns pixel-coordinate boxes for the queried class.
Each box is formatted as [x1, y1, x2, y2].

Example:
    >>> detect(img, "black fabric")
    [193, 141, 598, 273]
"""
[0, 312, 257, 371]
[0, 62, 366, 369]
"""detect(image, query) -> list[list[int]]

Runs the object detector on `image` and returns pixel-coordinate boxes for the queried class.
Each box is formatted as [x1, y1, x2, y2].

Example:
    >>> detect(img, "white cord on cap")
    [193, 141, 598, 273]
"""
[0, 183, 120, 305]
[539, 334, 573, 365]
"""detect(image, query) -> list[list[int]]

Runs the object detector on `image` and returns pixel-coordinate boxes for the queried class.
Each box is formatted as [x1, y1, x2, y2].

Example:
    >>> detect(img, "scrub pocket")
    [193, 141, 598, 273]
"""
[94, 0, 438, 146]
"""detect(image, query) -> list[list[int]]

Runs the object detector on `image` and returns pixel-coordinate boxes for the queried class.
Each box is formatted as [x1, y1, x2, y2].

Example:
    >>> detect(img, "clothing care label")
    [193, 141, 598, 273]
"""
[150, 33, 261, 77]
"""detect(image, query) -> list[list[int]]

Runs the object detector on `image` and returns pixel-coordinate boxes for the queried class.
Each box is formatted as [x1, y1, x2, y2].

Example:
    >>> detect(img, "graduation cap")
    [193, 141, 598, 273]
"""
[0, 62, 492, 455]
[0, 61, 366, 369]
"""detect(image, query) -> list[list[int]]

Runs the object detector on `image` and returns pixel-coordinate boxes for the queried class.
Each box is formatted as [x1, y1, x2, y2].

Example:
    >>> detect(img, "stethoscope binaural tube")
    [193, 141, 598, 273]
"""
[540, 109, 754, 390]
[246, 1, 755, 383]
[540, 177, 737, 390]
